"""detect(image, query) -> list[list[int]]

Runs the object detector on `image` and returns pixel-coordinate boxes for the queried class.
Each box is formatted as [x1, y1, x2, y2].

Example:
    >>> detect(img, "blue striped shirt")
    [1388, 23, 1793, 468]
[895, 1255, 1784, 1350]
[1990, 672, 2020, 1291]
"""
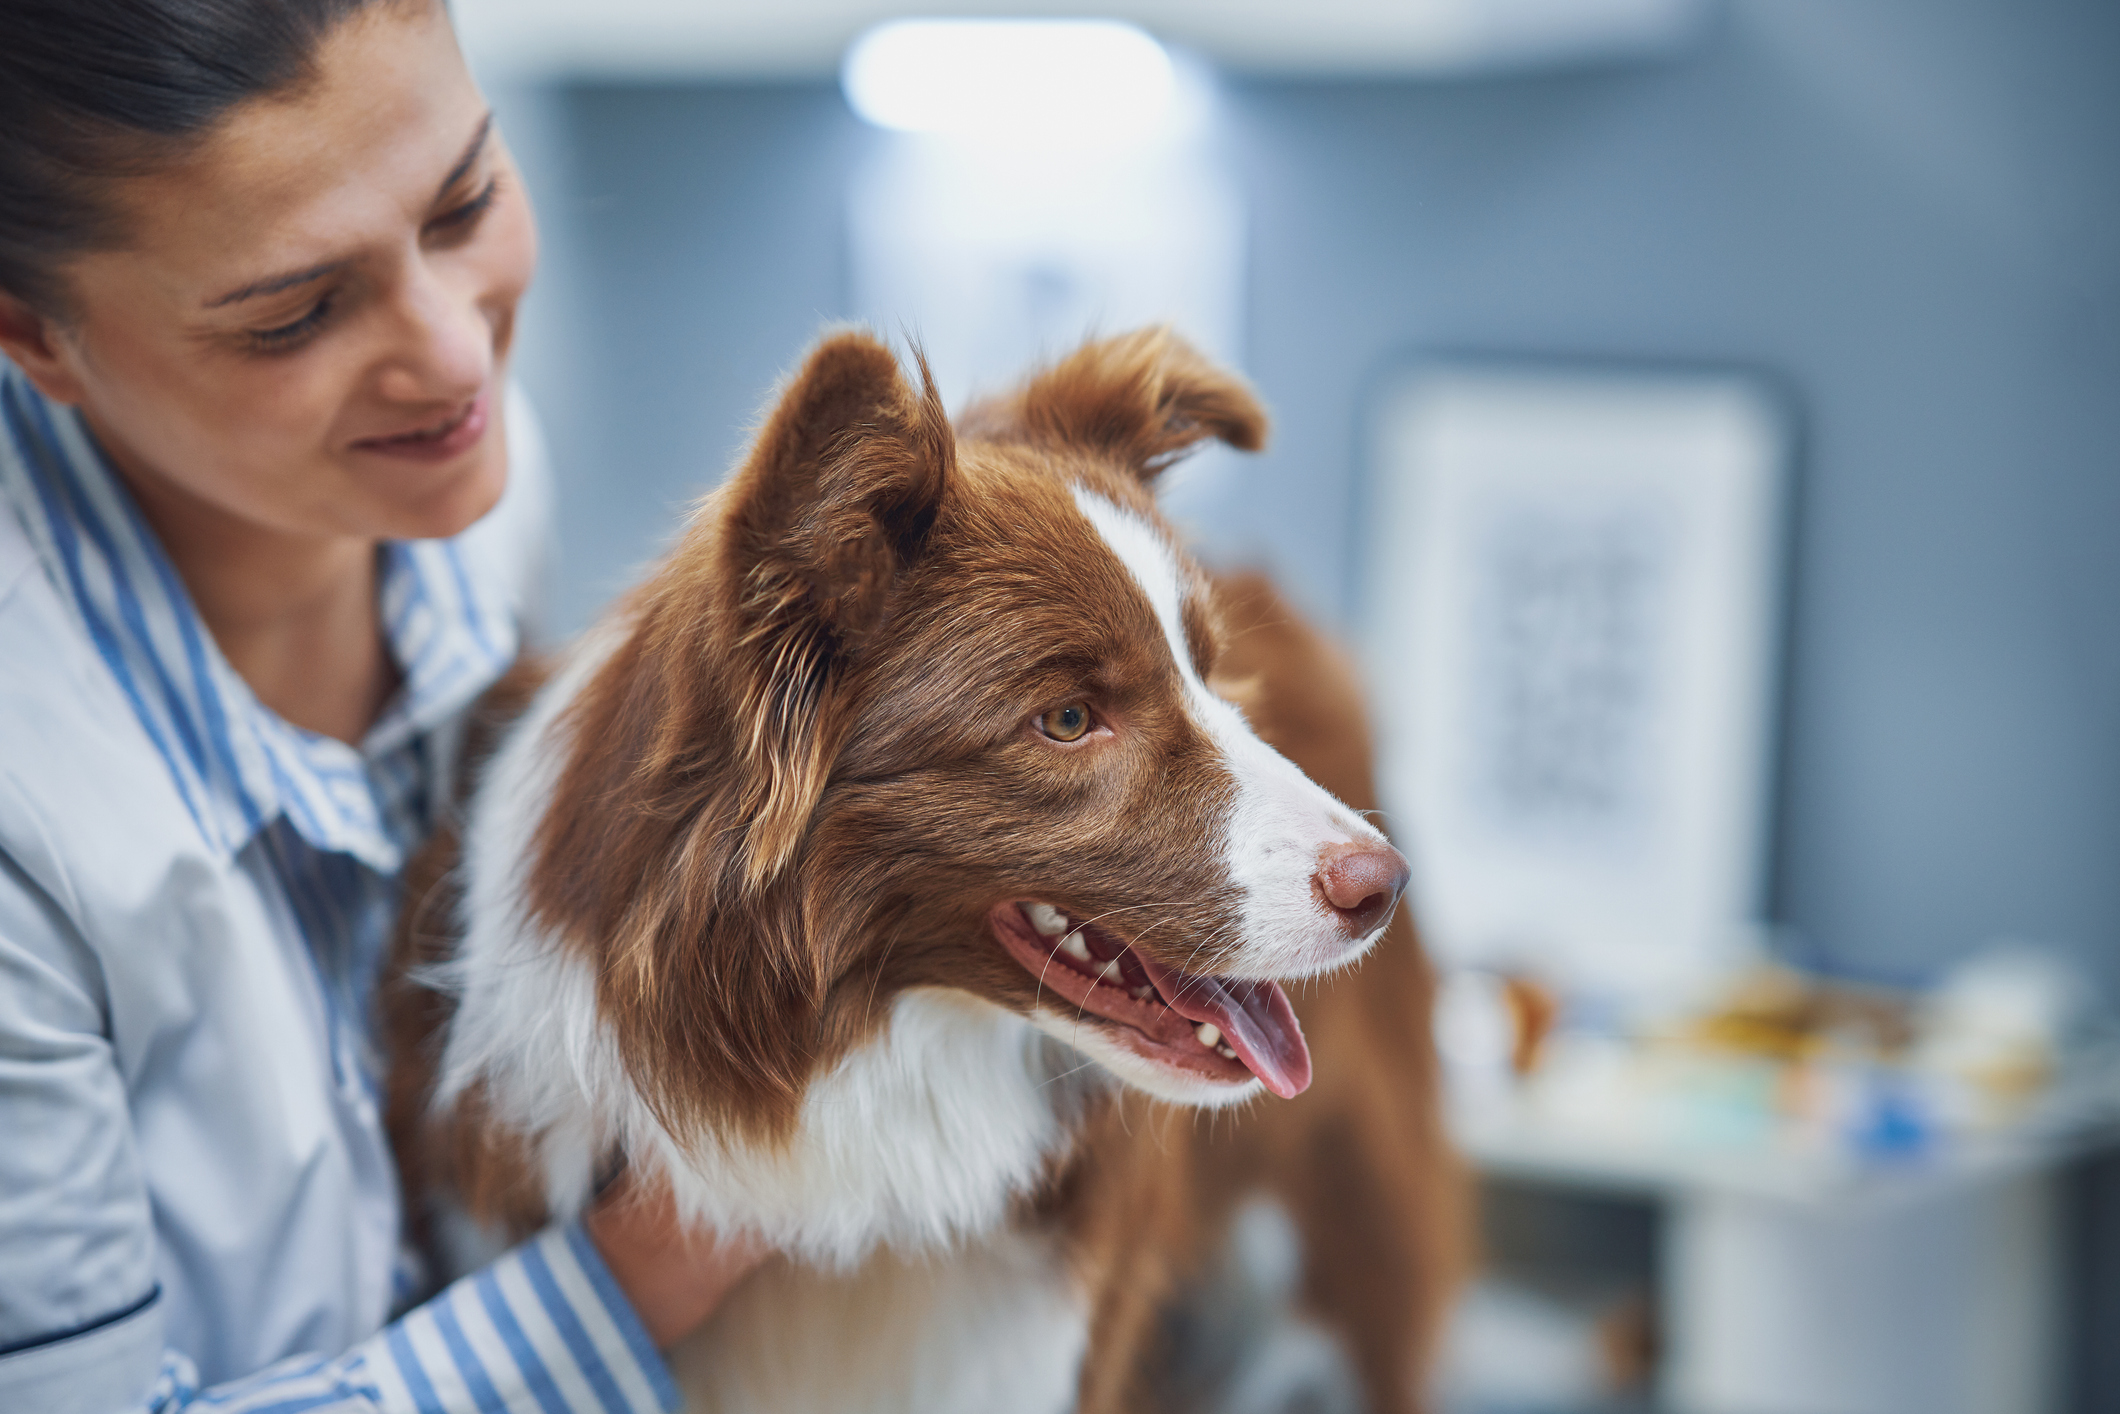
[0, 364, 677, 1414]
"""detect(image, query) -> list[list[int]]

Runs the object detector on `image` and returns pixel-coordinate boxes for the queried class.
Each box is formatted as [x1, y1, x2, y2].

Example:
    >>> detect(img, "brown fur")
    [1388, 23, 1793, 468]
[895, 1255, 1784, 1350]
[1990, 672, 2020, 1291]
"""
[1030, 1095, 1199, 1414]
[957, 324, 1267, 473]
[383, 327, 1460, 1412]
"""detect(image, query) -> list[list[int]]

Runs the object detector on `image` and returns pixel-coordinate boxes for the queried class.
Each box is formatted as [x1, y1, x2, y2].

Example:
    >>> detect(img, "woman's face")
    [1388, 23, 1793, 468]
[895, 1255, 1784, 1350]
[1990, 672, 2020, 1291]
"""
[14, 2, 535, 543]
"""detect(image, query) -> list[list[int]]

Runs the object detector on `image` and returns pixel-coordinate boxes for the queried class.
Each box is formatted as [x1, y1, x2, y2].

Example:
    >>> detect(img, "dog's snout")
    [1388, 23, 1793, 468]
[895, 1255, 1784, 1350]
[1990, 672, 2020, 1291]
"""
[1314, 840, 1411, 938]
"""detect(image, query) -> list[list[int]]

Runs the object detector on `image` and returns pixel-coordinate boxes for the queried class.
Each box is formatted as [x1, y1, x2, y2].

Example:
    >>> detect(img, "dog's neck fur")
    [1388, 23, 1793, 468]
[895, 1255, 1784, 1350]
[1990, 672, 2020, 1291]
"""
[435, 620, 1104, 1267]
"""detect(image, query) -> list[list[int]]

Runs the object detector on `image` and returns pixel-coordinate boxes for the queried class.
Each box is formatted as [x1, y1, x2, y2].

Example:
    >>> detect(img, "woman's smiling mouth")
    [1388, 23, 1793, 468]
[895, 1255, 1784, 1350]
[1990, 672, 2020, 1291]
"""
[352, 391, 489, 462]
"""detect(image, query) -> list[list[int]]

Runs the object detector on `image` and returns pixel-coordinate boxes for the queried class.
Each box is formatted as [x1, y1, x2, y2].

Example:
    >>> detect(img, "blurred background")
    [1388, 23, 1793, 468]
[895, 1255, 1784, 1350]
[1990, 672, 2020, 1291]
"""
[452, 2, 2120, 1410]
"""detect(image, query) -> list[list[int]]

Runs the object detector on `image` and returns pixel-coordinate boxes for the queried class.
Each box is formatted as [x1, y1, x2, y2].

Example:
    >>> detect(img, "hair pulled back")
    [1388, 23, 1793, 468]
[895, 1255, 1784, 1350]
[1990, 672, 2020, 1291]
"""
[0, 0, 400, 312]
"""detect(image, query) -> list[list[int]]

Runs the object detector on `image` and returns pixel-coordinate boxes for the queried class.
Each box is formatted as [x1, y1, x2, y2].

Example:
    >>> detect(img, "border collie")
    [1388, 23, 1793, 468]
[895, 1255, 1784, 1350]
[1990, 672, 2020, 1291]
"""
[389, 327, 1448, 1413]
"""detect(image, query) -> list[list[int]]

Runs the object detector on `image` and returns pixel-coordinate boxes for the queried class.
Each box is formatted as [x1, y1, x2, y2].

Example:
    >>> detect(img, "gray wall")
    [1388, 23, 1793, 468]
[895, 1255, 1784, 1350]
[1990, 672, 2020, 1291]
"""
[501, 0, 2120, 989]
[493, 82, 874, 626]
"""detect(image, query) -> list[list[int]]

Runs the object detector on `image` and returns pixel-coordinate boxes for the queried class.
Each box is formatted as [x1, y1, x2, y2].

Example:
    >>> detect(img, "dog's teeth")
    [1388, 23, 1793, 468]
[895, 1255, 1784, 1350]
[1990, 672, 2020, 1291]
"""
[1025, 903, 1069, 938]
[1131, 985, 1154, 1001]
[1195, 1022, 1222, 1049]
[1060, 930, 1092, 962]
[1218, 1044, 1238, 1060]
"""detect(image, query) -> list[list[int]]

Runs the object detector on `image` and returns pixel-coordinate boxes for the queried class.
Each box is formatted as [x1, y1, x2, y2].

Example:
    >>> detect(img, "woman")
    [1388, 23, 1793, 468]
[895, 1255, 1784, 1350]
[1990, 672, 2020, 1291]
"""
[0, 2, 763, 1410]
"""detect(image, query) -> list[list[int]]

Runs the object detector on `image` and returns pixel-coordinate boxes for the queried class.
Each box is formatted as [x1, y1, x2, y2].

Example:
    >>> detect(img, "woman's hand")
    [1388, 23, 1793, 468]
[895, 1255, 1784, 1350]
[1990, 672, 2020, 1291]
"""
[583, 1170, 770, 1349]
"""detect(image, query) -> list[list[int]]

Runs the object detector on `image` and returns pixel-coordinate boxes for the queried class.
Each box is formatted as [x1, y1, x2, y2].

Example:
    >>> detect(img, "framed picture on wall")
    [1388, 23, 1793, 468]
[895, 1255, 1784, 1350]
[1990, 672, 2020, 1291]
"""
[1362, 362, 1790, 1001]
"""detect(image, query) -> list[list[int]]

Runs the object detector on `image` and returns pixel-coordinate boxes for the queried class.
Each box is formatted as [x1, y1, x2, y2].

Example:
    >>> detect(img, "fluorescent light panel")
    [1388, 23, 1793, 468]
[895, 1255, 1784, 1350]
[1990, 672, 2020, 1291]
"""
[842, 19, 1176, 143]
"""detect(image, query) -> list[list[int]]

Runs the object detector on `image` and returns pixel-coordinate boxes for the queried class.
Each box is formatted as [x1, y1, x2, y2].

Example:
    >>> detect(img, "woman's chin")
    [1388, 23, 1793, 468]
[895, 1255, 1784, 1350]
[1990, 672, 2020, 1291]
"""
[357, 438, 510, 541]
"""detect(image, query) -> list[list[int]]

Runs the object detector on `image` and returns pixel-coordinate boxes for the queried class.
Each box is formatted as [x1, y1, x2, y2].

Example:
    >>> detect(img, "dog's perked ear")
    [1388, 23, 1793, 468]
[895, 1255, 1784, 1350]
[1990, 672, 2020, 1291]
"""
[726, 331, 953, 645]
[524, 331, 952, 1145]
[958, 325, 1268, 482]
[714, 329, 954, 886]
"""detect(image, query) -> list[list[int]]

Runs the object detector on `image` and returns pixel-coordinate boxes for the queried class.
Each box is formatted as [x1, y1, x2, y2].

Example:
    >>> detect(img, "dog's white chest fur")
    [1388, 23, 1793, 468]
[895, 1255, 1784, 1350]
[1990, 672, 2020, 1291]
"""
[639, 988, 1083, 1263]
[667, 1227, 1087, 1414]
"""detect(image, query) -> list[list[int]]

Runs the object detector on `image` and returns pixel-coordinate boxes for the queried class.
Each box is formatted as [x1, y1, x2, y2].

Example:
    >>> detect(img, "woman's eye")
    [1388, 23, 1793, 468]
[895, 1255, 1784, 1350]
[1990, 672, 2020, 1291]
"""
[426, 175, 501, 239]
[246, 295, 335, 352]
[1038, 704, 1094, 743]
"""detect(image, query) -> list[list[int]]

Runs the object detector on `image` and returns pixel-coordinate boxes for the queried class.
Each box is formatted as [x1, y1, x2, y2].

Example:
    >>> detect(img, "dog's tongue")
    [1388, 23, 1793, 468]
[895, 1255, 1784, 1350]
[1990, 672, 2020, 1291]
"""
[1133, 956, 1312, 1098]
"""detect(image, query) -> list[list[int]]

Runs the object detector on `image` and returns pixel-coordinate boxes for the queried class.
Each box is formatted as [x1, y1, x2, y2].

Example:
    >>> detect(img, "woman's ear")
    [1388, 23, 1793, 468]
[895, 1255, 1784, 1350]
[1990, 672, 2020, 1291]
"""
[0, 291, 87, 405]
[958, 325, 1268, 483]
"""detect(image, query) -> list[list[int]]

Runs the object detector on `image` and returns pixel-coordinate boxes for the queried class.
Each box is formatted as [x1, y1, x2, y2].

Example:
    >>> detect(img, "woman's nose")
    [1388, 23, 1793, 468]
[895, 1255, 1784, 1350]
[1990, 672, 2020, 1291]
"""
[373, 263, 492, 404]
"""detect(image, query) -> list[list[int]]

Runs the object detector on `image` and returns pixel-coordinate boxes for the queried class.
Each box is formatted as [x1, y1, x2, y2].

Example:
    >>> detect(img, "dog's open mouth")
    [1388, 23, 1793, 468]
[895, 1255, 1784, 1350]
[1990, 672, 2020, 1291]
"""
[989, 901, 1312, 1098]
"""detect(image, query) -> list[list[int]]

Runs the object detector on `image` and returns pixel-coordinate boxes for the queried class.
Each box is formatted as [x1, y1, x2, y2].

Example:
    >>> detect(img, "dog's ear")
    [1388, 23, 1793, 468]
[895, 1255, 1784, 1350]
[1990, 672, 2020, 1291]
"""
[725, 330, 953, 651]
[959, 325, 1268, 481]
[525, 331, 953, 1145]
[714, 330, 953, 887]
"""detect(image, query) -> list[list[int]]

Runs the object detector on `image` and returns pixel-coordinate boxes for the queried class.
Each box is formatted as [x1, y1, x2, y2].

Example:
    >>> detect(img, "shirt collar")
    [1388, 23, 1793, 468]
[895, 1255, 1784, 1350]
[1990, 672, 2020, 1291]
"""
[0, 365, 519, 874]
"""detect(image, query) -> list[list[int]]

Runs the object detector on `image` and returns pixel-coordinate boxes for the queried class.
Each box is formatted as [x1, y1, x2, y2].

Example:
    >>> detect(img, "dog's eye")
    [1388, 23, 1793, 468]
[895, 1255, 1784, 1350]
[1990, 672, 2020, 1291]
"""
[1038, 704, 1094, 743]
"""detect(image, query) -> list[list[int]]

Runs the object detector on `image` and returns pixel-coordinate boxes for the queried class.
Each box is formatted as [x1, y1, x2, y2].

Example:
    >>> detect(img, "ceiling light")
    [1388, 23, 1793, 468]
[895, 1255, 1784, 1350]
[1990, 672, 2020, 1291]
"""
[842, 19, 1177, 146]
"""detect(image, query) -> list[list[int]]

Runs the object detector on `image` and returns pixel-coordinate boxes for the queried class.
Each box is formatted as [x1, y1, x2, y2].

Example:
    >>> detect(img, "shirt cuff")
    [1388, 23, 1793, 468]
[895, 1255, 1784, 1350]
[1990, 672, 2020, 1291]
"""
[365, 1222, 681, 1414]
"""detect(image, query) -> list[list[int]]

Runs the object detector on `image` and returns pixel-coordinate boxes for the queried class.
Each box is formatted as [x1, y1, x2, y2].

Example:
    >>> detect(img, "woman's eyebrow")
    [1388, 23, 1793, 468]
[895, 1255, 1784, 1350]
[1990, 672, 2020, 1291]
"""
[206, 258, 347, 308]
[203, 112, 494, 310]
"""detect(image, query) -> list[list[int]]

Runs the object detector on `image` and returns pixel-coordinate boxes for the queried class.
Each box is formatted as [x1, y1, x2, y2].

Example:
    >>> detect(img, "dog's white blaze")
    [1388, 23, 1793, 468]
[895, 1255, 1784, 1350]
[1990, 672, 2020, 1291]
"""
[1072, 489, 1388, 980]
[442, 629, 1074, 1269]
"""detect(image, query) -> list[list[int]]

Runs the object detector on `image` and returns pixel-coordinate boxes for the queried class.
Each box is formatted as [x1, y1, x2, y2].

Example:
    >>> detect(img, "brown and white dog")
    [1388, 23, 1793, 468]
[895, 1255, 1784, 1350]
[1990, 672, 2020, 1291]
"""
[387, 328, 1459, 1413]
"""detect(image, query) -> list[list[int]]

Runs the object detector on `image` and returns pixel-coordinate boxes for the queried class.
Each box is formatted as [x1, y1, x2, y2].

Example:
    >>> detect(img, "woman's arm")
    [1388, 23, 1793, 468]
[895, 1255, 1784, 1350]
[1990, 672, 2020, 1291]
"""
[0, 852, 753, 1414]
[134, 1225, 685, 1414]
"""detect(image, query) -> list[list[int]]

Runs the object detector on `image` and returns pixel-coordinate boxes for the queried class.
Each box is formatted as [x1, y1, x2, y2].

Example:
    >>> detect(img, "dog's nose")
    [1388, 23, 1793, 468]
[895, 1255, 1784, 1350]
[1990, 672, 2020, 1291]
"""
[1315, 840, 1411, 938]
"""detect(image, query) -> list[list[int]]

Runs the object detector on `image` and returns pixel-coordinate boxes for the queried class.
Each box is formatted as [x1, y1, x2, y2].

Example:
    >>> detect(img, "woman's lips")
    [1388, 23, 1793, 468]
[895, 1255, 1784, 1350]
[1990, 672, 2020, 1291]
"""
[351, 392, 489, 463]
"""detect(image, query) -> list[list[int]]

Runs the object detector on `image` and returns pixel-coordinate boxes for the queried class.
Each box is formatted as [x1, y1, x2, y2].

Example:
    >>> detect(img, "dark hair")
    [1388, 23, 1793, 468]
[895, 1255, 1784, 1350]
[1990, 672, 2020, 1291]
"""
[0, 0, 402, 312]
